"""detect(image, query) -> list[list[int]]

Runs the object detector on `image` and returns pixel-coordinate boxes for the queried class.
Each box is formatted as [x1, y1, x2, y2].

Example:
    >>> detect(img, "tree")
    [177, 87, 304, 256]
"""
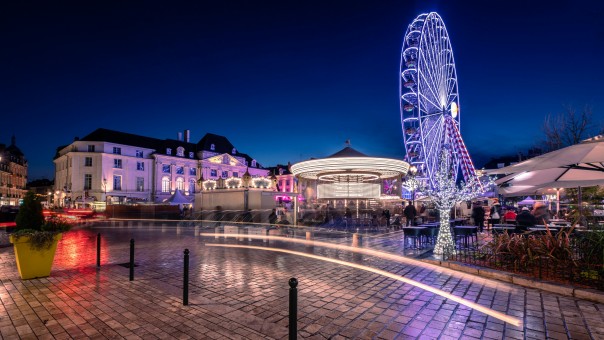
[15, 191, 45, 231]
[542, 105, 596, 151]
[417, 150, 492, 255]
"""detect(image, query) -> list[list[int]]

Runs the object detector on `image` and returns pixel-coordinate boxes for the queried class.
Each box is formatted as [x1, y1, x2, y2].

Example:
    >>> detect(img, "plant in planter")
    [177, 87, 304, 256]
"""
[10, 191, 70, 279]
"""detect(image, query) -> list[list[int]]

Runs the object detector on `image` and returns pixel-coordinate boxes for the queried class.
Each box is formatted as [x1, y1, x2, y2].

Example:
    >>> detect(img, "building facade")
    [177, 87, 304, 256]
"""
[53, 128, 267, 208]
[0, 136, 28, 206]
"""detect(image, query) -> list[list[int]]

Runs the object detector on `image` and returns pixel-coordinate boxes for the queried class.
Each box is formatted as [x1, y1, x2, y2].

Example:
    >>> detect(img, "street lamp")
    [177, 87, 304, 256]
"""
[103, 178, 108, 206]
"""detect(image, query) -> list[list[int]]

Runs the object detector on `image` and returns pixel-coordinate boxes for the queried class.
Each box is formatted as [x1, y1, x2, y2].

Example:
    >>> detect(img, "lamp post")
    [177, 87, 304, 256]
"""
[554, 187, 560, 217]
[103, 178, 108, 207]
[408, 165, 418, 206]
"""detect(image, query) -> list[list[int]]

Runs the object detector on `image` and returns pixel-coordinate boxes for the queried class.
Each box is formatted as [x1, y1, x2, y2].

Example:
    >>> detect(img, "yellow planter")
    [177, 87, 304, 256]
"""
[9, 233, 62, 280]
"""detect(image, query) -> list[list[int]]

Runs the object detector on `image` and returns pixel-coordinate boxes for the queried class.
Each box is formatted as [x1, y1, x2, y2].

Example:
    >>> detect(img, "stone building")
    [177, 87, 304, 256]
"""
[0, 135, 28, 206]
[53, 128, 267, 209]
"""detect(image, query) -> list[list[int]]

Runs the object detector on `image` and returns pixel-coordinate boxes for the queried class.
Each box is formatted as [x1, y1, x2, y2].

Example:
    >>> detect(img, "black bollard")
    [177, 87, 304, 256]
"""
[183, 249, 189, 306]
[96, 233, 101, 268]
[288, 277, 298, 340]
[129, 239, 134, 281]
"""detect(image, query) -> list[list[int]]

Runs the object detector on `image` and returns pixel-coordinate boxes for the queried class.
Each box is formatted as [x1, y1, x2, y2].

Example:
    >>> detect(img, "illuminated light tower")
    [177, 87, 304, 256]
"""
[399, 12, 487, 255]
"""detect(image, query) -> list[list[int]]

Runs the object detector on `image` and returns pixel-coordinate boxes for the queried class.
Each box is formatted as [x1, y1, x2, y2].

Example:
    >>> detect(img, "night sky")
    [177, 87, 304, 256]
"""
[2, 1, 603, 180]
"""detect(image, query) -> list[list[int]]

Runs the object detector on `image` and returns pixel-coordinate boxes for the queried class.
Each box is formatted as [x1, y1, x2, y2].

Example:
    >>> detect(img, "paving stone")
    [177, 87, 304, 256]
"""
[1, 226, 604, 339]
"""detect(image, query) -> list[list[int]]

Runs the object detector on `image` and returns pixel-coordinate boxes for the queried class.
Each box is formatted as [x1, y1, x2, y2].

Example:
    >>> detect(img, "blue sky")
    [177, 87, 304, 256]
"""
[2, 0, 603, 180]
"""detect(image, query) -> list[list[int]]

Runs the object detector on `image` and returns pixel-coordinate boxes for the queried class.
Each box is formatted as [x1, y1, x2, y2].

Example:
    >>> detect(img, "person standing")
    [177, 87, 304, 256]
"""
[472, 202, 485, 232]
[489, 201, 502, 227]
[403, 202, 417, 226]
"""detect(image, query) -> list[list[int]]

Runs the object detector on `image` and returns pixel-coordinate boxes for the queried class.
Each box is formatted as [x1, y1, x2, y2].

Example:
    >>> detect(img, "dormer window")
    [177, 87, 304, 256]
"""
[210, 144, 215, 151]
[189, 152, 194, 158]
[279, 168, 284, 175]
[232, 148, 236, 154]
[177, 147, 184, 157]
[251, 160, 257, 167]
[166, 148, 172, 155]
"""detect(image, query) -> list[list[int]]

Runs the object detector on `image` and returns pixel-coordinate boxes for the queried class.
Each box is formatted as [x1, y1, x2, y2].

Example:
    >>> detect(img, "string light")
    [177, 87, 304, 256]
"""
[417, 150, 494, 255]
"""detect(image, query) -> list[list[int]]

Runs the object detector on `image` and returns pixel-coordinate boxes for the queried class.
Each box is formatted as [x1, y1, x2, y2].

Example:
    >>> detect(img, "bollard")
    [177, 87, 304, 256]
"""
[96, 233, 101, 268]
[352, 233, 362, 247]
[305, 231, 312, 241]
[129, 239, 135, 281]
[289, 278, 298, 340]
[183, 249, 189, 305]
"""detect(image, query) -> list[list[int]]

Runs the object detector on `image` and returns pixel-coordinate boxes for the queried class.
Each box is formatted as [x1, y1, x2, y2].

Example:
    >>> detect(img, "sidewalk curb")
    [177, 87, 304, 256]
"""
[420, 258, 604, 304]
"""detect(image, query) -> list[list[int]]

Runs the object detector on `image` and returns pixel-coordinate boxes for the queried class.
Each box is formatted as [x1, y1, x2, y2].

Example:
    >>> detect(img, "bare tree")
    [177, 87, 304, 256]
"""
[542, 105, 596, 151]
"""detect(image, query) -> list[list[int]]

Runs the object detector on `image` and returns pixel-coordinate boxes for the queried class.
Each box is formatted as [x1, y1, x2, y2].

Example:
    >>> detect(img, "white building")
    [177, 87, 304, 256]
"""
[53, 128, 267, 208]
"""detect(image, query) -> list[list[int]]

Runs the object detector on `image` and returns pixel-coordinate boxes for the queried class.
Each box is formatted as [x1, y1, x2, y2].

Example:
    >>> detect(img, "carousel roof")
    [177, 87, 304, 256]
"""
[290, 146, 409, 181]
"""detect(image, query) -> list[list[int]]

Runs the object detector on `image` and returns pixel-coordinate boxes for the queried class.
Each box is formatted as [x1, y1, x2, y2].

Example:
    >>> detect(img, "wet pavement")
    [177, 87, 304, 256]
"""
[1, 223, 604, 339]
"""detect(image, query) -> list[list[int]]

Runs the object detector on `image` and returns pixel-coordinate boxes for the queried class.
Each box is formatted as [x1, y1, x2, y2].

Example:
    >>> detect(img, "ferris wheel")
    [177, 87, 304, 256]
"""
[400, 12, 478, 187]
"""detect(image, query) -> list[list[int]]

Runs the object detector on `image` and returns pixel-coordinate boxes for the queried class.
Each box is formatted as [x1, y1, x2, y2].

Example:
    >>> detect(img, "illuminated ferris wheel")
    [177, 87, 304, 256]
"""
[400, 12, 477, 187]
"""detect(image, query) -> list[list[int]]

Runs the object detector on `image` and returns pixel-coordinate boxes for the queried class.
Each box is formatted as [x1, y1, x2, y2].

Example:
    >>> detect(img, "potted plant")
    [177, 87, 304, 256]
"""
[9, 191, 70, 279]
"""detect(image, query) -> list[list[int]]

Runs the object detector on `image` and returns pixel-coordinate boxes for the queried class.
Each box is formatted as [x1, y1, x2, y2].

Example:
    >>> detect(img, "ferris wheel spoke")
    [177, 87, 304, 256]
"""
[418, 91, 441, 114]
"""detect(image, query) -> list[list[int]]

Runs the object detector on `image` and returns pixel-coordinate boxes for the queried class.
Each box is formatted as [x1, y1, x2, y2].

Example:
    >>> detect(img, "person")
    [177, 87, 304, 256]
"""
[503, 208, 517, 223]
[489, 202, 502, 227]
[532, 203, 550, 224]
[516, 206, 537, 230]
[472, 202, 485, 232]
[384, 209, 391, 227]
[403, 202, 417, 226]
[269, 209, 278, 225]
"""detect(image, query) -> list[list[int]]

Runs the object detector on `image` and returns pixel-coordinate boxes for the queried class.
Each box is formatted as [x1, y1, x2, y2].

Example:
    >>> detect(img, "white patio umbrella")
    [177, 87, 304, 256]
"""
[488, 136, 604, 195]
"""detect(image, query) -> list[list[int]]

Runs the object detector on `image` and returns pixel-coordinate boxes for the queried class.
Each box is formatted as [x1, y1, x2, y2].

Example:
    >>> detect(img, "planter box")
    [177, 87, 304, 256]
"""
[9, 233, 62, 280]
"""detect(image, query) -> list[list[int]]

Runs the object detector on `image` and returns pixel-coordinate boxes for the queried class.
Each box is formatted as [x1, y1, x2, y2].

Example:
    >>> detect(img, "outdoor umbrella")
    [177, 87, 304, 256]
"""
[488, 136, 604, 195]
[163, 190, 193, 204]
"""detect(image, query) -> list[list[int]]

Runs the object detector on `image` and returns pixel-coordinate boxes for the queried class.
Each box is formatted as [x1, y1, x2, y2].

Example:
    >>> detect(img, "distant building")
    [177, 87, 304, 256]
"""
[27, 178, 54, 208]
[53, 128, 267, 209]
[0, 135, 28, 206]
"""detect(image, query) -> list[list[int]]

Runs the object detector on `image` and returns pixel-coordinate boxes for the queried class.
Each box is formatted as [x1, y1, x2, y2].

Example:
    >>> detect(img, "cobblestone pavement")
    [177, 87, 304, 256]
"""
[1, 223, 604, 339]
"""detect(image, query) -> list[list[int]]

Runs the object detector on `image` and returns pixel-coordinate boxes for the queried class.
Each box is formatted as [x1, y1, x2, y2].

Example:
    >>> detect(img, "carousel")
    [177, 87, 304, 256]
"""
[290, 144, 410, 220]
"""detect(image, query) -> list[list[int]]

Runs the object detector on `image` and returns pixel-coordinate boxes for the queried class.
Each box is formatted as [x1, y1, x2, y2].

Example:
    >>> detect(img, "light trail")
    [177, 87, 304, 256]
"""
[200, 233, 517, 293]
[206, 243, 522, 327]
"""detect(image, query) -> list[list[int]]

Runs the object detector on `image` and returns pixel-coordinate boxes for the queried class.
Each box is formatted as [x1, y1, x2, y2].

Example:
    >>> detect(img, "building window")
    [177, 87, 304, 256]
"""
[136, 150, 143, 158]
[251, 160, 257, 167]
[210, 169, 217, 177]
[189, 179, 196, 194]
[84, 174, 92, 190]
[232, 148, 236, 154]
[210, 144, 215, 151]
[233, 172, 238, 178]
[189, 167, 197, 176]
[85, 157, 92, 167]
[189, 152, 194, 158]
[222, 155, 229, 164]
[136, 177, 144, 192]
[161, 176, 170, 192]
[114, 159, 122, 168]
[113, 175, 122, 191]
[177, 147, 184, 157]
[88, 145, 95, 152]
[162, 164, 171, 173]
[222, 171, 228, 178]
[137, 162, 144, 171]
[286, 180, 290, 186]
[176, 166, 184, 175]
[166, 148, 172, 155]
[176, 177, 184, 191]
[113, 147, 121, 155]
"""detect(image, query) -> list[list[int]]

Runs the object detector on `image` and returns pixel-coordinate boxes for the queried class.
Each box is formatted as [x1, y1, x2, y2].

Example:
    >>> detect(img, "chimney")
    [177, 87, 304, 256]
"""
[184, 130, 190, 143]
[177, 132, 183, 141]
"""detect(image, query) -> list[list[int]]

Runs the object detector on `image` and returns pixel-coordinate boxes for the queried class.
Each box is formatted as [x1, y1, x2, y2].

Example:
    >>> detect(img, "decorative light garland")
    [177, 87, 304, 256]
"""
[417, 150, 494, 255]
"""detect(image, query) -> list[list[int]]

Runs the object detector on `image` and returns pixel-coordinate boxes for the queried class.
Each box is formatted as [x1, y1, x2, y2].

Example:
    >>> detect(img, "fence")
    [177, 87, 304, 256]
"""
[445, 231, 604, 290]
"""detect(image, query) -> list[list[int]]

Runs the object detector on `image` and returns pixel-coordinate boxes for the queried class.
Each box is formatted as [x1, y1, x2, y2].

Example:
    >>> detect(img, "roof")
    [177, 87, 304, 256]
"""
[197, 133, 262, 168]
[327, 146, 368, 158]
[81, 128, 161, 150]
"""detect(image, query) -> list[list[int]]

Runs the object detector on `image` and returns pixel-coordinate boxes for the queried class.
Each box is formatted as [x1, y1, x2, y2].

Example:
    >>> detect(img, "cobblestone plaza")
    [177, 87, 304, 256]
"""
[1, 224, 604, 339]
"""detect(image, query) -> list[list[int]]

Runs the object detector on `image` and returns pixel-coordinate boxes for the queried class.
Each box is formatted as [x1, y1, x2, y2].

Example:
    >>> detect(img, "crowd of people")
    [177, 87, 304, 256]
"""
[471, 199, 555, 232]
